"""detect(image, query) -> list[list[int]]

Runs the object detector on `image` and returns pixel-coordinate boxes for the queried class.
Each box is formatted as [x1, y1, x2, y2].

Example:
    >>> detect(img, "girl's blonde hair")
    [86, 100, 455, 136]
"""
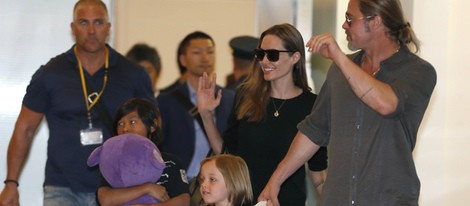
[200, 154, 253, 205]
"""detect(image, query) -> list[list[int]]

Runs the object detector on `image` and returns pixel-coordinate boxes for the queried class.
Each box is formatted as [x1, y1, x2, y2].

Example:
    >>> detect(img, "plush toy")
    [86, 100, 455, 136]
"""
[87, 133, 165, 206]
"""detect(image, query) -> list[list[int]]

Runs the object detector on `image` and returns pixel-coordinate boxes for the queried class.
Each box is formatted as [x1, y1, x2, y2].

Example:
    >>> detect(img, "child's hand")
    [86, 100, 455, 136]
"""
[146, 183, 169, 202]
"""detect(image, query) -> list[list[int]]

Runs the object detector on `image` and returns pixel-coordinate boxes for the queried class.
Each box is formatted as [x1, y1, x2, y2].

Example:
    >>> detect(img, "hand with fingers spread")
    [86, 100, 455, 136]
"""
[197, 72, 222, 117]
[306, 33, 344, 61]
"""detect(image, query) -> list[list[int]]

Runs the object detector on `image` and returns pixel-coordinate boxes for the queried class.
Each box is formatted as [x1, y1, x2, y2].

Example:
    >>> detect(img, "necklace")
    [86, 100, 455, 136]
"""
[272, 98, 287, 117]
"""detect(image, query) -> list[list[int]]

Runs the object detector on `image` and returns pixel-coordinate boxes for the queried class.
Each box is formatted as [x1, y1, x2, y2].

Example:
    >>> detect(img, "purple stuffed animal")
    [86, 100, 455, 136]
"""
[87, 133, 165, 205]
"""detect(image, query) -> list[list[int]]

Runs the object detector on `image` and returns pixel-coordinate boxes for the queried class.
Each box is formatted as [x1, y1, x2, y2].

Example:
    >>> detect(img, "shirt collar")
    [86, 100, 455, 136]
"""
[65, 44, 118, 67]
[352, 46, 410, 66]
[186, 82, 197, 104]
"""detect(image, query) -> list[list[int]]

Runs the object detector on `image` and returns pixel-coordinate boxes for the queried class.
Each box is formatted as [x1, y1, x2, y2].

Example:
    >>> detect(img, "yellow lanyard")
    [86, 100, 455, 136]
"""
[74, 46, 109, 127]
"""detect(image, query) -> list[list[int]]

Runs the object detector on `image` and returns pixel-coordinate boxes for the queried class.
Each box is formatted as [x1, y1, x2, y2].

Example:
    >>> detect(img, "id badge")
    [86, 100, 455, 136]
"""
[80, 127, 103, 145]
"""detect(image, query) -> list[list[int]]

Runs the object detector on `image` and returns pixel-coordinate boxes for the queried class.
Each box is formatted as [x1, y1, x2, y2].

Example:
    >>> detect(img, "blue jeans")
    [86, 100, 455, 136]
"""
[43, 186, 98, 206]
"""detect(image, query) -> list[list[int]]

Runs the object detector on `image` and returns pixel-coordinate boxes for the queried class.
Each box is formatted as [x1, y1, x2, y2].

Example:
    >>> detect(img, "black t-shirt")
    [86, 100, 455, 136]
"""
[155, 152, 190, 197]
[224, 90, 328, 205]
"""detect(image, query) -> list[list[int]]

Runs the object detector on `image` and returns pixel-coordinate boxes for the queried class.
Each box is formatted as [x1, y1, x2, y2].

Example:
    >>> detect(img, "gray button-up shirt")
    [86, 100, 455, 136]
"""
[298, 47, 436, 206]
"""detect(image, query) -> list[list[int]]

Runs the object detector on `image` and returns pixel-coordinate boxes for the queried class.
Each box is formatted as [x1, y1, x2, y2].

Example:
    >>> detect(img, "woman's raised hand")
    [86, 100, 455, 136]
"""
[197, 72, 222, 117]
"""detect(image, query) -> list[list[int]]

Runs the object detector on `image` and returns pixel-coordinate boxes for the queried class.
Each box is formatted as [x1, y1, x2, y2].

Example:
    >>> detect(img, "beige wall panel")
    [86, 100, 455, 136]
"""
[113, 0, 257, 89]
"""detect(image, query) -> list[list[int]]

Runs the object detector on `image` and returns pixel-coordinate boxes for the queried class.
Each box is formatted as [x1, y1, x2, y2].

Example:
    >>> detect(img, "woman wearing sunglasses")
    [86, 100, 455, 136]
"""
[197, 23, 327, 206]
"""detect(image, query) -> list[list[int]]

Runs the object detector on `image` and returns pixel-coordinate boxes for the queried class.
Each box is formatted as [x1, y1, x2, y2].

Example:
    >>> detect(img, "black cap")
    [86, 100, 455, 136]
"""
[229, 36, 259, 60]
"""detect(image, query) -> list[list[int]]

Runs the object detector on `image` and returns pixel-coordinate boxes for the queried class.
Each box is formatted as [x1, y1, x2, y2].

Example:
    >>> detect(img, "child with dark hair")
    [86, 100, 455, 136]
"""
[97, 98, 190, 206]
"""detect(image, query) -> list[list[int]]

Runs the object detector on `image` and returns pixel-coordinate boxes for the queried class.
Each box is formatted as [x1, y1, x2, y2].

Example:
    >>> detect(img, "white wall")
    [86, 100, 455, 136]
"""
[0, 0, 112, 205]
[412, 0, 470, 205]
[0, 1, 75, 205]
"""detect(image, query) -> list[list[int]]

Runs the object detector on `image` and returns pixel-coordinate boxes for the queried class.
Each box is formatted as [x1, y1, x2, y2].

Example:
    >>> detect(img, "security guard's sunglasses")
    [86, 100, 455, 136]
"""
[254, 49, 296, 62]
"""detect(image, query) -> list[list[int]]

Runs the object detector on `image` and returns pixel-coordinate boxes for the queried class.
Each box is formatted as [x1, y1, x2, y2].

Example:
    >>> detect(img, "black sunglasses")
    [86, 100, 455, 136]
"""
[254, 49, 296, 62]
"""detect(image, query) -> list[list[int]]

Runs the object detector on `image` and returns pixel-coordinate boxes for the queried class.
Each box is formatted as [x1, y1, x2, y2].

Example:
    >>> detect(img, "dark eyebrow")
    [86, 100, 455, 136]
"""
[76, 17, 107, 22]
[345, 12, 359, 17]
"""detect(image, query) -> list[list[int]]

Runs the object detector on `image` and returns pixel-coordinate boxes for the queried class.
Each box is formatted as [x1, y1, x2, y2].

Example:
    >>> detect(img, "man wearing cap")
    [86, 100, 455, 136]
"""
[225, 35, 259, 90]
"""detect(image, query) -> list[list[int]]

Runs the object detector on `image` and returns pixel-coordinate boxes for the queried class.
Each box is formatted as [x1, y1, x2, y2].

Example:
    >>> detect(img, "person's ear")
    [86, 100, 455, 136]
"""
[150, 118, 160, 133]
[291, 51, 301, 64]
[179, 54, 187, 67]
[71, 22, 76, 38]
[371, 15, 382, 30]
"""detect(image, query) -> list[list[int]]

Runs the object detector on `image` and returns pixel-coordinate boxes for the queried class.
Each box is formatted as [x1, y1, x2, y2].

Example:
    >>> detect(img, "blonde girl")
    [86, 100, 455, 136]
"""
[198, 154, 253, 206]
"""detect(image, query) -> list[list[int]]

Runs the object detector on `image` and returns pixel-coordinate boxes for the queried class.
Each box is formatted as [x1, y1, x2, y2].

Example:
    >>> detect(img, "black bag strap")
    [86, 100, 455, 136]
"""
[170, 89, 229, 154]
[171, 88, 229, 201]
[170, 89, 224, 157]
[92, 100, 114, 135]
[170, 89, 211, 203]
[170, 89, 209, 138]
